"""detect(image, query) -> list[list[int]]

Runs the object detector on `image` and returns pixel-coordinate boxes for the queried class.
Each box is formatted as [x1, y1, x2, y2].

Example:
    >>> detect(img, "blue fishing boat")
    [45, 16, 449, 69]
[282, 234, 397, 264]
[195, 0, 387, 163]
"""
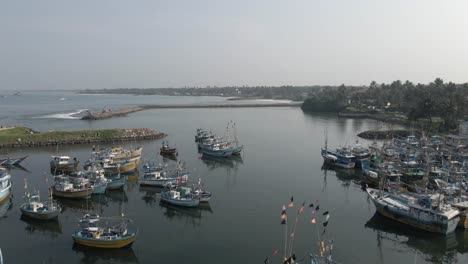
[106, 175, 127, 190]
[321, 148, 356, 169]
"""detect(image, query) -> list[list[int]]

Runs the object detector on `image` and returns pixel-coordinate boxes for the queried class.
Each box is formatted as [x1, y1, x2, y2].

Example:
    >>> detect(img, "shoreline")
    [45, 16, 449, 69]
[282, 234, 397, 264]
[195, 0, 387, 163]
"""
[0, 127, 166, 149]
[82, 102, 302, 120]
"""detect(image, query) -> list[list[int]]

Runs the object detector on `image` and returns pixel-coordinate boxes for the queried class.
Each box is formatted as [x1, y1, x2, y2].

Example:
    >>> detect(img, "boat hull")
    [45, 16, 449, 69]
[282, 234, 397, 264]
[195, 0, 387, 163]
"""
[72, 232, 137, 249]
[368, 189, 459, 234]
[160, 196, 200, 207]
[201, 149, 233, 157]
[139, 179, 172, 187]
[104, 162, 137, 175]
[50, 162, 79, 174]
[106, 177, 126, 190]
[52, 188, 93, 199]
[92, 183, 107, 194]
[458, 212, 468, 229]
[231, 145, 243, 155]
[0, 183, 11, 204]
[20, 207, 61, 220]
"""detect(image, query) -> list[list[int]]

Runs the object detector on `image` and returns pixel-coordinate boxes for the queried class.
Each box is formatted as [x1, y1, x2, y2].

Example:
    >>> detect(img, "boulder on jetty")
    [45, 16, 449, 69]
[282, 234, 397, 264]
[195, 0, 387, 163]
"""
[0, 127, 166, 148]
[357, 129, 413, 140]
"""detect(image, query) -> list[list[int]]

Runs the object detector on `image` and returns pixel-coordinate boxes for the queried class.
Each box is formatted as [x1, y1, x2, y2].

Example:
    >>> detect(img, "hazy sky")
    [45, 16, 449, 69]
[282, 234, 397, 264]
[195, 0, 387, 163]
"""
[1, 0, 468, 90]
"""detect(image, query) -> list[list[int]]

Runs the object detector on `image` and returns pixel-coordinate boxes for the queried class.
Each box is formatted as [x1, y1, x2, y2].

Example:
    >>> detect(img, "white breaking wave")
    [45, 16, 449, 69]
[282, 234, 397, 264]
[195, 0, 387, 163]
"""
[35, 109, 89, 120]
[254, 99, 293, 104]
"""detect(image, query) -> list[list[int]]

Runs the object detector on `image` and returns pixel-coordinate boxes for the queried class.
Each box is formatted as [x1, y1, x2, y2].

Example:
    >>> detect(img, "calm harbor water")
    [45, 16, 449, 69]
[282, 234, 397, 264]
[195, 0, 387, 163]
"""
[0, 91, 467, 263]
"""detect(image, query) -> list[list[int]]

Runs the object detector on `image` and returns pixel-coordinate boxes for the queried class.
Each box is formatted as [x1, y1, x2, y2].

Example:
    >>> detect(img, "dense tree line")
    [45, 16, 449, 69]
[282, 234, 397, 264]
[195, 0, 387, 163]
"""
[79, 85, 361, 101]
[302, 78, 468, 131]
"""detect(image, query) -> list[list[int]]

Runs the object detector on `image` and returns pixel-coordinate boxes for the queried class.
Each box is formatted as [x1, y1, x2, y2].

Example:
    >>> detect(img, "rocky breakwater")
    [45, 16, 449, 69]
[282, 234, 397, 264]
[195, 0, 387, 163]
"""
[0, 127, 166, 148]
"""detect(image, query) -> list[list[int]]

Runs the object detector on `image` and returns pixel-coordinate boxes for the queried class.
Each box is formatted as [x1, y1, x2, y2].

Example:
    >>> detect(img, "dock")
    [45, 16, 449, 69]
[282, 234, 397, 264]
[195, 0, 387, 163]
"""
[82, 102, 302, 120]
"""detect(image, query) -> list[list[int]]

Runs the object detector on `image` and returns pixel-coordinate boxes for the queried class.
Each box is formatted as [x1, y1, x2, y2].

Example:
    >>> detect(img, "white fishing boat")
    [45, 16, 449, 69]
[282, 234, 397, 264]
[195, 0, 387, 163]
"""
[20, 179, 62, 220]
[160, 186, 200, 207]
[367, 187, 460, 234]
[0, 168, 11, 203]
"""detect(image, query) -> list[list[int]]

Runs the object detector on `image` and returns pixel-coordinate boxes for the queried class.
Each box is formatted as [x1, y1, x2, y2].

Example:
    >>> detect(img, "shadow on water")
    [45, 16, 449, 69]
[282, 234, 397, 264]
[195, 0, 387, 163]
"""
[158, 202, 213, 227]
[1, 164, 30, 173]
[0, 197, 13, 218]
[321, 163, 363, 188]
[20, 215, 62, 237]
[139, 186, 163, 207]
[365, 212, 468, 263]
[72, 243, 139, 264]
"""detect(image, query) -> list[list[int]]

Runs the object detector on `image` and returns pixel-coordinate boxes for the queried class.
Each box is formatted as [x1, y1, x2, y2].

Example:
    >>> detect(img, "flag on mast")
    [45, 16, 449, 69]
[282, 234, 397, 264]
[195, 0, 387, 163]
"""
[288, 196, 294, 208]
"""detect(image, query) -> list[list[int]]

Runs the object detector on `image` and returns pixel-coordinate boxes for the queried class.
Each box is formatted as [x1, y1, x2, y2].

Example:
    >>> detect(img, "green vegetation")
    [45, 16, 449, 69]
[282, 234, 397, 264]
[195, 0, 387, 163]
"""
[79, 85, 360, 101]
[301, 78, 468, 132]
[0, 127, 121, 145]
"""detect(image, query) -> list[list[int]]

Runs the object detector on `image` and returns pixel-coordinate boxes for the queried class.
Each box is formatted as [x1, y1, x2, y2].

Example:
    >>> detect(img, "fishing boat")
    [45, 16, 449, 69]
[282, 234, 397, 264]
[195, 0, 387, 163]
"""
[50, 156, 79, 174]
[72, 213, 137, 249]
[366, 187, 460, 234]
[200, 143, 233, 157]
[0, 155, 28, 167]
[193, 178, 212, 202]
[109, 146, 143, 161]
[160, 186, 200, 207]
[75, 169, 110, 194]
[160, 140, 177, 156]
[321, 147, 356, 169]
[350, 143, 370, 168]
[106, 175, 127, 190]
[20, 180, 61, 220]
[0, 168, 11, 203]
[52, 176, 93, 199]
[139, 169, 189, 187]
[195, 129, 214, 143]
[448, 198, 468, 229]
[103, 160, 138, 175]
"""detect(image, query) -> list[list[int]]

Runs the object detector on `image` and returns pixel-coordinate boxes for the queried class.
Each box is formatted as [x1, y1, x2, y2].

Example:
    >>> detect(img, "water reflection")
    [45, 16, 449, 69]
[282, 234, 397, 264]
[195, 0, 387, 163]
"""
[57, 198, 97, 213]
[126, 170, 140, 183]
[159, 202, 213, 227]
[321, 163, 362, 188]
[140, 186, 162, 207]
[21, 215, 62, 237]
[0, 197, 12, 218]
[201, 155, 243, 170]
[72, 244, 139, 264]
[365, 212, 468, 263]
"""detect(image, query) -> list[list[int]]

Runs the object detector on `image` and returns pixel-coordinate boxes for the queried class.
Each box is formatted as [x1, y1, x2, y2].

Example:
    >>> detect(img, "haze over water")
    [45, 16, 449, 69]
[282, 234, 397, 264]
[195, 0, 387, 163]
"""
[0, 92, 467, 263]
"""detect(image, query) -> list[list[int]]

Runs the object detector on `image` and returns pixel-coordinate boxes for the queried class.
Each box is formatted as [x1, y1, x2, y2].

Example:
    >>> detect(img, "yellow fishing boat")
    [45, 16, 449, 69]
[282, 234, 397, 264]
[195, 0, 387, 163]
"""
[72, 214, 137, 248]
[104, 160, 138, 175]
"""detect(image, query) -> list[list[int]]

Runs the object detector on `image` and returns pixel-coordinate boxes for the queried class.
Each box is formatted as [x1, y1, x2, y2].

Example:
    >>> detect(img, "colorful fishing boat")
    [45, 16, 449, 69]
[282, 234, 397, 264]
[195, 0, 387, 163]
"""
[50, 156, 79, 174]
[103, 160, 138, 175]
[72, 214, 137, 249]
[0, 168, 11, 203]
[52, 176, 93, 199]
